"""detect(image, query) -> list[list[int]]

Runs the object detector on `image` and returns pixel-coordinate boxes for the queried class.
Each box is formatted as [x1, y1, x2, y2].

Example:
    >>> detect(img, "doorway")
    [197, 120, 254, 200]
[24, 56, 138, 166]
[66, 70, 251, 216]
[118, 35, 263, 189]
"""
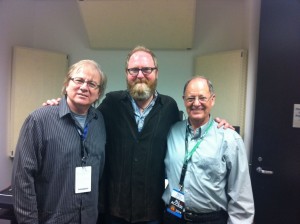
[251, 0, 300, 223]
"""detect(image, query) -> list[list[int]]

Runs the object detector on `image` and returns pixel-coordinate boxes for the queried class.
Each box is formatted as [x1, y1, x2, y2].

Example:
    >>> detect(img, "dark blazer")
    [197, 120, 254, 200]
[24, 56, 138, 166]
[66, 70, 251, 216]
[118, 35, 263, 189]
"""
[98, 90, 180, 222]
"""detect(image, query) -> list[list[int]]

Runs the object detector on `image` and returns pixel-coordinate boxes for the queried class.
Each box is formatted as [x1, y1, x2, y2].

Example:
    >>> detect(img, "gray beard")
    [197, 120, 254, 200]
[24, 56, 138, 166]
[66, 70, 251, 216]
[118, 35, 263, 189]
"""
[129, 83, 152, 101]
[127, 81, 157, 101]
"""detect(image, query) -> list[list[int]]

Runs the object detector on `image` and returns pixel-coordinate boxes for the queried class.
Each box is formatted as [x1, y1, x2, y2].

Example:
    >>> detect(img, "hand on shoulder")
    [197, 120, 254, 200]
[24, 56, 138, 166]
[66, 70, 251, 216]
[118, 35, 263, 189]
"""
[42, 98, 61, 106]
[214, 117, 235, 130]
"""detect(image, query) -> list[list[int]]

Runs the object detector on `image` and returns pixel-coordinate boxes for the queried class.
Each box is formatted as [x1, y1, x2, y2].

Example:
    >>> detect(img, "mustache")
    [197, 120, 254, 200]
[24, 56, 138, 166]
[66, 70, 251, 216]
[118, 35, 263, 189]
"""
[132, 79, 148, 85]
[127, 78, 157, 101]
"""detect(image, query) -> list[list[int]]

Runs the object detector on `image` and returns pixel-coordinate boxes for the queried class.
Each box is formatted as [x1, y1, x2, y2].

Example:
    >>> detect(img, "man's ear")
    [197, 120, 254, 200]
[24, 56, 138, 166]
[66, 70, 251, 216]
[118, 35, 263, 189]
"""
[211, 94, 216, 106]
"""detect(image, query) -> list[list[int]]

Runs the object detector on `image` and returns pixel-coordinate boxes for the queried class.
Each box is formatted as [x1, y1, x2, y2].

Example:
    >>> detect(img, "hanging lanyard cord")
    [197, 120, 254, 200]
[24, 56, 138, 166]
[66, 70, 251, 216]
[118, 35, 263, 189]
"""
[79, 124, 89, 166]
[178, 119, 213, 191]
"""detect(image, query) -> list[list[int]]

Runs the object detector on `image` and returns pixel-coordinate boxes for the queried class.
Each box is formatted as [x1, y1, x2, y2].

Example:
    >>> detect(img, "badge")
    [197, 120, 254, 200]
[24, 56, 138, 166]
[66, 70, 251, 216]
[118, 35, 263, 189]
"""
[75, 166, 92, 193]
[166, 189, 185, 218]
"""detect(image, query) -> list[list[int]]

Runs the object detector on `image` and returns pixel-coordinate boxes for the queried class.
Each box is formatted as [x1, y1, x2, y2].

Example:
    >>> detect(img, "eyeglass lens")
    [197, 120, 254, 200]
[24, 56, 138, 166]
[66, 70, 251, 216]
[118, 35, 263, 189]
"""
[186, 95, 212, 103]
[71, 77, 99, 89]
[127, 67, 156, 76]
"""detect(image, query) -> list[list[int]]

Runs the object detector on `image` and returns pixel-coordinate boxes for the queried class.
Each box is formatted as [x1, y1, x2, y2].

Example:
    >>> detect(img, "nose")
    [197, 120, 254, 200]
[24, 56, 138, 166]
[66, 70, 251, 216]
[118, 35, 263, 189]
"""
[80, 82, 88, 90]
[193, 97, 201, 106]
[136, 70, 145, 78]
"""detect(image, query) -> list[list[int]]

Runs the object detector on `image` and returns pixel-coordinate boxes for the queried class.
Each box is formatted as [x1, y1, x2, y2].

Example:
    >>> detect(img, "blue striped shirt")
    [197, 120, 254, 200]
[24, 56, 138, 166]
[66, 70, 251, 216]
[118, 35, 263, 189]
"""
[130, 91, 158, 132]
[12, 97, 106, 224]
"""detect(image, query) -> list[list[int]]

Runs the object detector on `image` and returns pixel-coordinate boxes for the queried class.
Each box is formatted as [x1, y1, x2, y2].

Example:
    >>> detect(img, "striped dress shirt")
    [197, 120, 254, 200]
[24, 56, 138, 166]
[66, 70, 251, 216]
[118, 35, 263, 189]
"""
[12, 97, 106, 224]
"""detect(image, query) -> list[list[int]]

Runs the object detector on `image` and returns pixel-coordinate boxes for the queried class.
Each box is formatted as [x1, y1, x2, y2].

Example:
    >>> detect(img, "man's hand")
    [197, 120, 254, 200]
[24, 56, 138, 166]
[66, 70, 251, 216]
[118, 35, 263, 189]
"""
[214, 117, 235, 130]
[42, 98, 61, 106]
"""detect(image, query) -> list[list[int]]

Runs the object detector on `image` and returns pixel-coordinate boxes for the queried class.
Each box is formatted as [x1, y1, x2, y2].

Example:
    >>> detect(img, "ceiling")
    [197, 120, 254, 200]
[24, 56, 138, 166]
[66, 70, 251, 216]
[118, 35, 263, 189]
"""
[77, 0, 196, 50]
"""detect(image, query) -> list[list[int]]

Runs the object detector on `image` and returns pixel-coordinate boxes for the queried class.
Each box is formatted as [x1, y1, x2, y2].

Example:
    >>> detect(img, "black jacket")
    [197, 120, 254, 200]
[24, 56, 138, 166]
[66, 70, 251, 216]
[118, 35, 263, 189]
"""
[98, 91, 180, 222]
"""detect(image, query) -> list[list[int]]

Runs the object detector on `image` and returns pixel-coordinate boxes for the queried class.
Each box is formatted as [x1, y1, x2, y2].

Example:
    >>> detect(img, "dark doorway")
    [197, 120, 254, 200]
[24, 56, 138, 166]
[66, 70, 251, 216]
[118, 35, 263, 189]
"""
[251, 0, 300, 223]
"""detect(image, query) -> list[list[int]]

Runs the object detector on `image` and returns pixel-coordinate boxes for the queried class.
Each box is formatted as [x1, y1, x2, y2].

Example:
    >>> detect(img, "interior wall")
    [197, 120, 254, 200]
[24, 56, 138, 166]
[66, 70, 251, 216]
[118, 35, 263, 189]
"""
[244, 0, 261, 160]
[0, 0, 259, 189]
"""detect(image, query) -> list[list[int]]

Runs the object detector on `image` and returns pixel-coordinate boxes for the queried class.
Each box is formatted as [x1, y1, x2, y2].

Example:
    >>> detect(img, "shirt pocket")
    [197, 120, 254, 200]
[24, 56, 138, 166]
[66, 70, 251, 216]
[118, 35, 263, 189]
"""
[192, 155, 225, 183]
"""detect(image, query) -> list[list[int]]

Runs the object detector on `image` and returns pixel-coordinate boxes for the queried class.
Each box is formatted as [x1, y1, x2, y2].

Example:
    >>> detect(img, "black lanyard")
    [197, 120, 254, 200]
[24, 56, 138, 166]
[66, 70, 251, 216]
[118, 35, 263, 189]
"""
[178, 119, 213, 191]
[79, 124, 89, 166]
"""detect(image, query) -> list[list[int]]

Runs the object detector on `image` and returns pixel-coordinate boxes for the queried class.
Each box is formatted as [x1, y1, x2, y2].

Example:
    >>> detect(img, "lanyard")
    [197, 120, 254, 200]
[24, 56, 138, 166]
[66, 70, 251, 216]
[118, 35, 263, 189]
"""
[178, 119, 213, 191]
[79, 124, 89, 166]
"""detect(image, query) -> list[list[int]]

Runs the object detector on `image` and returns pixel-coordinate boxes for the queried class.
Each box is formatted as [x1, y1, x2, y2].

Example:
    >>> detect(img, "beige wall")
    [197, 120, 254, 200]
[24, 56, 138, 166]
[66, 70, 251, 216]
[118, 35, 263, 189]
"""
[0, 0, 261, 189]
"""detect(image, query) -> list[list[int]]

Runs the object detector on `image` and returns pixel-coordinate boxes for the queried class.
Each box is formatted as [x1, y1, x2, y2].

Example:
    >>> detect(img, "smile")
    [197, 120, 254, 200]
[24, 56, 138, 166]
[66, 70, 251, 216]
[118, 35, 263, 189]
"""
[77, 93, 88, 98]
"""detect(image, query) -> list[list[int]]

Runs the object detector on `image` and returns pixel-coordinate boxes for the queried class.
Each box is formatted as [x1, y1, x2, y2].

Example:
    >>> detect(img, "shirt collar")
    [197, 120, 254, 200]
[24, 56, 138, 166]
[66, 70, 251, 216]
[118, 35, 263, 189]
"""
[59, 96, 98, 121]
[187, 116, 212, 140]
[128, 90, 158, 108]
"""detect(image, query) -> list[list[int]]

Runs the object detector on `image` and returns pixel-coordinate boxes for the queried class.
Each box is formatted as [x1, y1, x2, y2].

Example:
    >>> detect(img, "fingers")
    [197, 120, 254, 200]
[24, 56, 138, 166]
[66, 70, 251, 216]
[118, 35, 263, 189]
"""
[42, 98, 61, 106]
[215, 117, 235, 130]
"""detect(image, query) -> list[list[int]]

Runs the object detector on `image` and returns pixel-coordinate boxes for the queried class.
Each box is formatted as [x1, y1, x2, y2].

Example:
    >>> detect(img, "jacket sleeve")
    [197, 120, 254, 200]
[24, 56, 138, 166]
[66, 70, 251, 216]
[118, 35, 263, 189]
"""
[12, 115, 41, 224]
[97, 95, 110, 220]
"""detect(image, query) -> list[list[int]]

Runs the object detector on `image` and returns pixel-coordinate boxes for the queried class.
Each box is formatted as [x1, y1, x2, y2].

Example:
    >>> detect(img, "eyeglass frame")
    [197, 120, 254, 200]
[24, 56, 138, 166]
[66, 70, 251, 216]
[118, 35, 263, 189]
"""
[70, 77, 101, 89]
[183, 94, 215, 104]
[127, 67, 157, 76]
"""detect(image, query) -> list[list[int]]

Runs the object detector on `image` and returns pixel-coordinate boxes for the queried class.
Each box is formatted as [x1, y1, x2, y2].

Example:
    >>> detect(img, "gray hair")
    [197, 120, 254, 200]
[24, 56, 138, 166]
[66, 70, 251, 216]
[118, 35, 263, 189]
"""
[125, 45, 158, 71]
[183, 76, 214, 96]
[62, 59, 107, 104]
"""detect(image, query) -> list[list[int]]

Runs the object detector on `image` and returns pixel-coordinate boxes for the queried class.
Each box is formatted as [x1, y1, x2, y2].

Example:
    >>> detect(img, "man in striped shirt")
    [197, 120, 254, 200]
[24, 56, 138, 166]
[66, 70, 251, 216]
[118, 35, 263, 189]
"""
[12, 60, 107, 224]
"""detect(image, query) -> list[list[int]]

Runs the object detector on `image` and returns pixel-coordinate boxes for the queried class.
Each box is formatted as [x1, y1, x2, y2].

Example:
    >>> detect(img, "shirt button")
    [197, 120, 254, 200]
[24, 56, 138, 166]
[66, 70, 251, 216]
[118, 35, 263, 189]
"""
[134, 158, 138, 162]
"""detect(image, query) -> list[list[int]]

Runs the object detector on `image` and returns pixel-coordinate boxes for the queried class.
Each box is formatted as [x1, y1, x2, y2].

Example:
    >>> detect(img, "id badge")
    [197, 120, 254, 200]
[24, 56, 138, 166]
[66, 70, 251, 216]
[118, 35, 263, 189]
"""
[75, 166, 92, 193]
[166, 189, 185, 218]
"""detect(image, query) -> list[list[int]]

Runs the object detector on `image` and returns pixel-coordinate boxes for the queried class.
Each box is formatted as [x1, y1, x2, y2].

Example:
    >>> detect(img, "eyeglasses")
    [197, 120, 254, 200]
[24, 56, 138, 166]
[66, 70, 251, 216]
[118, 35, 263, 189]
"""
[184, 95, 214, 104]
[127, 67, 157, 76]
[70, 77, 100, 89]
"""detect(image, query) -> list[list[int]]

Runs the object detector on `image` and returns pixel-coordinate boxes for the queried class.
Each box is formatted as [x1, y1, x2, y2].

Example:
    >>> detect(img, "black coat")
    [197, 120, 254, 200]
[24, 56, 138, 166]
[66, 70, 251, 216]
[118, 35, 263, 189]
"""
[98, 90, 180, 222]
